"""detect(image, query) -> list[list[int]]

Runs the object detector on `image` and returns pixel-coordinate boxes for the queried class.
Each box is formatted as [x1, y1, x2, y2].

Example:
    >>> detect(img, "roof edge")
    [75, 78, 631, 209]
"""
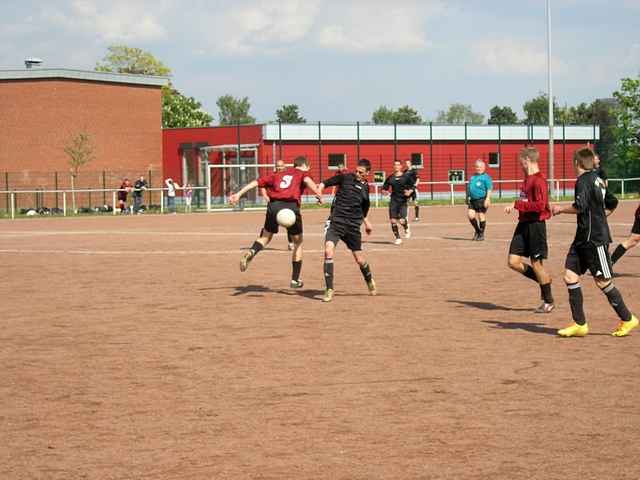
[0, 68, 169, 87]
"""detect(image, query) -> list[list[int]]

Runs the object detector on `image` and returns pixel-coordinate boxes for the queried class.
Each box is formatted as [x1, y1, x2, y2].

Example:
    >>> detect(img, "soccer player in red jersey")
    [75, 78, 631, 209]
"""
[504, 147, 555, 313]
[229, 156, 322, 288]
[260, 159, 295, 250]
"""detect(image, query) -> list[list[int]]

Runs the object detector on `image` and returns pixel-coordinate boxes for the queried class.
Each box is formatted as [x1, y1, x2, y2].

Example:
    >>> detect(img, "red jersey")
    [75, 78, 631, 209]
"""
[515, 172, 551, 222]
[257, 167, 311, 205]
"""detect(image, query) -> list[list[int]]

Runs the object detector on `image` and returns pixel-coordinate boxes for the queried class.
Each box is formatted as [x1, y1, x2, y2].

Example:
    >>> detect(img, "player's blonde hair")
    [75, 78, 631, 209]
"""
[519, 147, 540, 163]
[573, 147, 595, 170]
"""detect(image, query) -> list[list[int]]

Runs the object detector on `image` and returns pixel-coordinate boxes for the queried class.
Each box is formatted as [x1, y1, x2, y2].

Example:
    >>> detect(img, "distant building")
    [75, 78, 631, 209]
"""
[0, 68, 168, 191]
[163, 123, 599, 202]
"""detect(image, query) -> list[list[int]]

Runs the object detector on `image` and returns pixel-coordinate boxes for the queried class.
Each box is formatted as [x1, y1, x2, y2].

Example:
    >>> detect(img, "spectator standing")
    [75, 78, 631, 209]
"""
[165, 178, 180, 214]
[133, 175, 148, 214]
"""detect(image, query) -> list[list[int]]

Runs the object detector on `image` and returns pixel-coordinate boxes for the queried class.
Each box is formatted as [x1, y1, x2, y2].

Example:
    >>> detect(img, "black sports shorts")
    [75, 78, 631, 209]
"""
[325, 220, 362, 252]
[509, 221, 548, 260]
[632, 213, 640, 235]
[388, 199, 408, 219]
[468, 197, 488, 213]
[263, 200, 302, 236]
[565, 243, 613, 279]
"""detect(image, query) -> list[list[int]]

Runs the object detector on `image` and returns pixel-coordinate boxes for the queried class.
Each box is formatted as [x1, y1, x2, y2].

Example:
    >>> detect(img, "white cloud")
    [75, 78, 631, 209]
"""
[43, 0, 167, 43]
[471, 38, 566, 75]
[316, 2, 444, 53]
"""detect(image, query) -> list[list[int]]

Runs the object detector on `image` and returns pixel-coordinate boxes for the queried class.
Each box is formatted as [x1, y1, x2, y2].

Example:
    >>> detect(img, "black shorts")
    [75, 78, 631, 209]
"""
[389, 199, 408, 219]
[263, 201, 302, 236]
[325, 220, 362, 252]
[632, 215, 640, 235]
[468, 197, 487, 213]
[565, 243, 613, 279]
[509, 221, 548, 260]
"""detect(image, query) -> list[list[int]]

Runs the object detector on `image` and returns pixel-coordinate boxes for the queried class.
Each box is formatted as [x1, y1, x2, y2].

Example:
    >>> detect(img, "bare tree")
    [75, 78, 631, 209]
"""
[64, 132, 95, 213]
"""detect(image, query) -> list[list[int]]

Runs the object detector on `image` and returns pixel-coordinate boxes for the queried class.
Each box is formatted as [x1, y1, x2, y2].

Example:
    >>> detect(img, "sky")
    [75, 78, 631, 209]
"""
[1, 0, 639, 124]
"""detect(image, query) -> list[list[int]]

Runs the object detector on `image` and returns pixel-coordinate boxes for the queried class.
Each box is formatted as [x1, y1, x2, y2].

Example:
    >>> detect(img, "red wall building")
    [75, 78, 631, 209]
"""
[163, 123, 599, 203]
[0, 68, 167, 192]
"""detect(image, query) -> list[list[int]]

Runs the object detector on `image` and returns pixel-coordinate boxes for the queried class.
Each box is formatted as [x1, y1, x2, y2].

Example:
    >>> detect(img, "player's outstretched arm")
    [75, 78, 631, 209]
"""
[304, 177, 323, 203]
[229, 180, 259, 204]
[485, 189, 492, 208]
[551, 204, 578, 216]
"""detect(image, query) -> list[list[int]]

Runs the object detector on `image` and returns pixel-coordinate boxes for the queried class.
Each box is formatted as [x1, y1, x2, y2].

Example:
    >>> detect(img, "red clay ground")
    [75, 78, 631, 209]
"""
[1, 203, 639, 479]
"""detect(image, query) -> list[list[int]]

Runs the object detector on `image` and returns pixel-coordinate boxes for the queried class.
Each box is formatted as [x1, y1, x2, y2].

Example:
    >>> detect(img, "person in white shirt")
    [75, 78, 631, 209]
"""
[165, 178, 181, 214]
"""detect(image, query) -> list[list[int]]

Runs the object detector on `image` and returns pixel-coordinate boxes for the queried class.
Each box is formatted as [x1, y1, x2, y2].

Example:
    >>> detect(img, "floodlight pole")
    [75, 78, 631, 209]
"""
[547, 0, 555, 192]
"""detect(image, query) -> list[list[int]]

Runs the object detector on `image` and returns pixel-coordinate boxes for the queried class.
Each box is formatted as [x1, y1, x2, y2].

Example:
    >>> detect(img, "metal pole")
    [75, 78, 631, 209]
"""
[393, 122, 397, 162]
[429, 122, 434, 200]
[55, 171, 59, 210]
[63, 192, 67, 216]
[5, 172, 9, 212]
[160, 190, 164, 213]
[111, 191, 116, 215]
[102, 171, 107, 206]
[278, 120, 282, 160]
[498, 123, 502, 199]
[547, 0, 555, 194]
[356, 121, 360, 162]
[318, 121, 322, 181]
[562, 123, 566, 196]
[464, 122, 468, 179]
[10, 192, 15, 219]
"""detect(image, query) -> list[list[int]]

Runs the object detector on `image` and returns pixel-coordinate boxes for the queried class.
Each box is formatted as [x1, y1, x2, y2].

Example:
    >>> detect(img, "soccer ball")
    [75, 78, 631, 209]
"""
[276, 208, 296, 228]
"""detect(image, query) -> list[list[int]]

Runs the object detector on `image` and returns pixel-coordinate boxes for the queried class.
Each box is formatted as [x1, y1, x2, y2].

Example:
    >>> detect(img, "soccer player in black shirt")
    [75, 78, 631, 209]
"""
[593, 154, 608, 187]
[318, 159, 377, 303]
[552, 147, 638, 337]
[404, 159, 420, 222]
[382, 160, 414, 245]
[610, 202, 640, 266]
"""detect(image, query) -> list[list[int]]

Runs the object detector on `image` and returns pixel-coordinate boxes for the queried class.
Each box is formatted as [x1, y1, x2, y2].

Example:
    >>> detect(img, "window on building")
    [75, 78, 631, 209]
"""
[410, 153, 424, 168]
[328, 153, 347, 170]
[488, 152, 500, 168]
[448, 169, 465, 184]
[373, 171, 385, 183]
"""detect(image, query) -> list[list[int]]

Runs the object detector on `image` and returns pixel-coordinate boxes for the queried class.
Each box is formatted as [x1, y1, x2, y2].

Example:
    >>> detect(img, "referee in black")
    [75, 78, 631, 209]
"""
[318, 159, 377, 303]
[552, 147, 638, 337]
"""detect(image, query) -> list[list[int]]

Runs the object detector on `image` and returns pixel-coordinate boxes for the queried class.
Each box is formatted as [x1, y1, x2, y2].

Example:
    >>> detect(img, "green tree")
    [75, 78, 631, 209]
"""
[217, 95, 256, 125]
[95, 45, 171, 76]
[276, 104, 305, 123]
[64, 132, 95, 213]
[488, 105, 518, 125]
[372, 105, 423, 124]
[522, 93, 561, 124]
[163, 87, 213, 128]
[95, 45, 213, 128]
[394, 105, 423, 124]
[436, 103, 484, 124]
[372, 105, 396, 124]
[612, 77, 640, 179]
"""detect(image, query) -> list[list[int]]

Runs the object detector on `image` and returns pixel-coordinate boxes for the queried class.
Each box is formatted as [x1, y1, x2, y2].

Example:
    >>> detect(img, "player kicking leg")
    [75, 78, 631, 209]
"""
[229, 156, 321, 287]
[552, 147, 638, 337]
[504, 148, 554, 312]
[319, 159, 376, 302]
[610, 203, 640, 266]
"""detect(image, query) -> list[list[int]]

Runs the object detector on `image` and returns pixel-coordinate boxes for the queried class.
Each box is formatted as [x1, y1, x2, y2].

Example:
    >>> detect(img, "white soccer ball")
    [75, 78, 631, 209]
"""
[276, 208, 296, 228]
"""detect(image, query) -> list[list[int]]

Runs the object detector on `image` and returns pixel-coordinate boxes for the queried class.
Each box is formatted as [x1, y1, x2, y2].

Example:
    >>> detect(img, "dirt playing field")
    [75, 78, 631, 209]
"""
[1, 202, 639, 479]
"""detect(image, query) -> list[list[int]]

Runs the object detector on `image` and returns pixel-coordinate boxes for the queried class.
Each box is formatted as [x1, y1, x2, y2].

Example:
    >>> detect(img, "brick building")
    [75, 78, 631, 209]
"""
[0, 68, 168, 196]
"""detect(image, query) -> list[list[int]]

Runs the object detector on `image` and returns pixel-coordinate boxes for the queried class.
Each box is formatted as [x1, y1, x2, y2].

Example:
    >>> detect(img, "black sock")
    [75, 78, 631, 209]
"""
[324, 259, 334, 289]
[359, 262, 372, 282]
[250, 241, 264, 256]
[480, 221, 486, 233]
[567, 282, 586, 325]
[415, 205, 420, 218]
[292, 260, 302, 281]
[540, 283, 554, 304]
[611, 244, 627, 265]
[522, 264, 538, 282]
[391, 224, 400, 239]
[469, 218, 480, 234]
[601, 283, 632, 322]
[400, 219, 408, 231]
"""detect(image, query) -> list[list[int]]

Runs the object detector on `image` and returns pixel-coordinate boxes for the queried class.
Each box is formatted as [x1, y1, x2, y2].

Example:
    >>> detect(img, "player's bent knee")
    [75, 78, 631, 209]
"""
[564, 270, 579, 285]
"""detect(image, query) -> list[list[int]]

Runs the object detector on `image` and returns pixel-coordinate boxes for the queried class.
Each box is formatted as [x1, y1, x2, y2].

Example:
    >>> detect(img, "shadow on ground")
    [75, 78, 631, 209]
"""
[447, 299, 534, 312]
